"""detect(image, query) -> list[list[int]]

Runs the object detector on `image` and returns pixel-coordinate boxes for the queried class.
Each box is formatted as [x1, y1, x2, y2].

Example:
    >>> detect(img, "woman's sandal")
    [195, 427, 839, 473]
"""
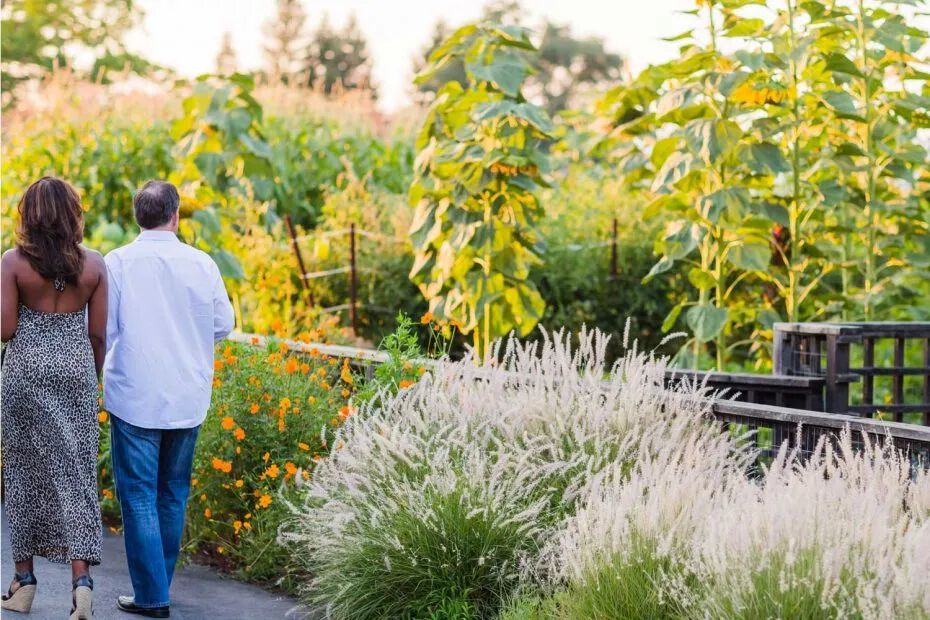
[70, 575, 94, 620]
[1, 570, 38, 613]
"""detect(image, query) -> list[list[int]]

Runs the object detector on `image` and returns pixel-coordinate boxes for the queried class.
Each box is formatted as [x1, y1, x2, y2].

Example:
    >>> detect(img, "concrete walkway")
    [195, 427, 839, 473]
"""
[1, 509, 311, 619]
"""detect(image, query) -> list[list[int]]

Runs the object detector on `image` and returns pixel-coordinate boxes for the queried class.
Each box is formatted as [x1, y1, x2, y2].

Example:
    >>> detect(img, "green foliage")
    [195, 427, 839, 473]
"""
[415, 2, 624, 115]
[352, 314, 426, 404]
[593, 0, 929, 369]
[0, 0, 150, 103]
[0, 115, 173, 247]
[410, 22, 554, 357]
[545, 542, 697, 620]
[308, 484, 541, 619]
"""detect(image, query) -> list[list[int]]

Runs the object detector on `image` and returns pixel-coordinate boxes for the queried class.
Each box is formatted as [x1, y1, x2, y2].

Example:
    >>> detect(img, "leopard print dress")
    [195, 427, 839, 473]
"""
[1, 304, 102, 565]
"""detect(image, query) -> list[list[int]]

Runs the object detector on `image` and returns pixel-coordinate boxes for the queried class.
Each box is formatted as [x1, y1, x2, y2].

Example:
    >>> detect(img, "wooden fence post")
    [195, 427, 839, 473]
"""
[285, 214, 314, 307]
[349, 222, 358, 336]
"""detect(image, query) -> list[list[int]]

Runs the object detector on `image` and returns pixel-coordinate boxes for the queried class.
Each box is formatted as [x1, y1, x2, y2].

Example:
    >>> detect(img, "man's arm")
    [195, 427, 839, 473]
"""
[212, 267, 235, 342]
[105, 252, 122, 355]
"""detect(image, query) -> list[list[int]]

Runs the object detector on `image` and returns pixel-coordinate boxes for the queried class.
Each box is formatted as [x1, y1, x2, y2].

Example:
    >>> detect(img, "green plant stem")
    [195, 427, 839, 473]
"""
[856, 0, 877, 320]
[786, 0, 802, 323]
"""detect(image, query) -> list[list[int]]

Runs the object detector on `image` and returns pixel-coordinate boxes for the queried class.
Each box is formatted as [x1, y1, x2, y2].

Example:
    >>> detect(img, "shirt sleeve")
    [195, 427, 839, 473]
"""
[212, 266, 235, 342]
[105, 252, 121, 354]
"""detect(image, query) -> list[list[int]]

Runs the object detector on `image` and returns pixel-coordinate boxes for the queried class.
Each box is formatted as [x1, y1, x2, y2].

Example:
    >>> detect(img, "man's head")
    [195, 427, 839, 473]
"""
[134, 180, 180, 231]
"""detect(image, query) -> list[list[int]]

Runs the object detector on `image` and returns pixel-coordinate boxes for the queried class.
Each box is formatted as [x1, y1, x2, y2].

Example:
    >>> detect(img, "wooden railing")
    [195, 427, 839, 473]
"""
[229, 332, 930, 469]
[774, 322, 930, 424]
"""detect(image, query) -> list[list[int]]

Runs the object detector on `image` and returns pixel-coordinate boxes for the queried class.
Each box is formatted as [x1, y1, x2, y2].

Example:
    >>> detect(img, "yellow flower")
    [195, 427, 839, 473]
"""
[101, 488, 114, 500]
[279, 397, 291, 409]
[98, 410, 109, 423]
[192, 478, 199, 486]
[235, 479, 244, 488]
[234, 428, 246, 441]
[285, 462, 297, 477]
[340, 362, 354, 385]
[233, 520, 242, 534]
[263, 452, 270, 462]
[258, 494, 273, 509]
[216, 546, 224, 554]
[298, 442, 310, 451]
[221, 416, 235, 430]
[200, 493, 207, 501]
[243, 521, 252, 530]
[265, 463, 280, 479]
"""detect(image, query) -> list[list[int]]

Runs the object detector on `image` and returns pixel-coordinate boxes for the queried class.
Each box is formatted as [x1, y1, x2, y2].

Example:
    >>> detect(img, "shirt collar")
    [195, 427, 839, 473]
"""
[137, 230, 179, 242]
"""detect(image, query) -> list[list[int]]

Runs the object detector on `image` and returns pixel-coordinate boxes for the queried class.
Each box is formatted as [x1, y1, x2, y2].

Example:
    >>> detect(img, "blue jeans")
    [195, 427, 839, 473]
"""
[110, 415, 200, 608]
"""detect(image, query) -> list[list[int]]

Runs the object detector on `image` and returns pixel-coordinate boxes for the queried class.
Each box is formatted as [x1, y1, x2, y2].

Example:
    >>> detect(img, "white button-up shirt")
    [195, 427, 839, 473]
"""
[104, 230, 235, 429]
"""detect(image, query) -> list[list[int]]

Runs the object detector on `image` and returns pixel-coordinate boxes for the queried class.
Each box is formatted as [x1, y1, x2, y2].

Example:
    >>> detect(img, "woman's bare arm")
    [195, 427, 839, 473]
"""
[1, 250, 20, 342]
[86, 251, 108, 377]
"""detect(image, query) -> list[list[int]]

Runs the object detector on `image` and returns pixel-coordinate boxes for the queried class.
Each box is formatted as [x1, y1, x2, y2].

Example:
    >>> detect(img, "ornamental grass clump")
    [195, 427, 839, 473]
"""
[282, 327, 722, 618]
[540, 432, 930, 620]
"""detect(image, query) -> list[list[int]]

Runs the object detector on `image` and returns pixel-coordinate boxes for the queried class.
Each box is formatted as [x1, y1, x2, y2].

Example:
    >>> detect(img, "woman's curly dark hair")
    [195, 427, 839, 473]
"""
[16, 177, 86, 286]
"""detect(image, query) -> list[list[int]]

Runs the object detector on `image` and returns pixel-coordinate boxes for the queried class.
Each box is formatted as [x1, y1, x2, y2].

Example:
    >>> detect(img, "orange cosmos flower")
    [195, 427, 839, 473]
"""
[399, 379, 415, 389]
[98, 411, 109, 423]
[204, 508, 212, 519]
[298, 442, 310, 451]
[221, 416, 235, 430]
[211, 458, 233, 473]
[250, 403, 260, 414]
[234, 428, 246, 441]
[258, 494, 272, 509]
[285, 357, 299, 374]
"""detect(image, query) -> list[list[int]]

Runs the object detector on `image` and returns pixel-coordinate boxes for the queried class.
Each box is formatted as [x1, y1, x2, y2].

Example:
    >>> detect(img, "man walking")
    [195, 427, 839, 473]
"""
[104, 181, 235, 617]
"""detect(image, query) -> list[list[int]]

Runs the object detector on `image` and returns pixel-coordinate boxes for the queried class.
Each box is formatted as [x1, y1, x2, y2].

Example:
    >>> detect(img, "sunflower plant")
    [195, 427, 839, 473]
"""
[409, 22, 554, 359]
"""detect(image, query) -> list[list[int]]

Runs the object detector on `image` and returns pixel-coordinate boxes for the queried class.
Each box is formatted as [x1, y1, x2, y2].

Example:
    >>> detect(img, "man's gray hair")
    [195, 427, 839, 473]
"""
[134, 180, 180, 229]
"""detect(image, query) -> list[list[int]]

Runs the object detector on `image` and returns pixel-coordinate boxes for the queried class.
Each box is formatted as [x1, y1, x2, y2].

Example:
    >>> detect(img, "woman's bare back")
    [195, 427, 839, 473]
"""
[4, 247, 105, 314]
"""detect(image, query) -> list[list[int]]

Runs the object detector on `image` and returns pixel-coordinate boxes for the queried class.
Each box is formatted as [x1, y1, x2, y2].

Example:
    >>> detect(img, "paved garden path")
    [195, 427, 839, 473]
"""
[1, 509, 312, 619]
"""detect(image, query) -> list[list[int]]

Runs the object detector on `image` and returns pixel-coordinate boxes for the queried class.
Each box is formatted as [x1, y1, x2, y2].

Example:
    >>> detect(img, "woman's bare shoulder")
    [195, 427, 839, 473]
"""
[81, 247, 106, 277]
[1, 248, 25, 270]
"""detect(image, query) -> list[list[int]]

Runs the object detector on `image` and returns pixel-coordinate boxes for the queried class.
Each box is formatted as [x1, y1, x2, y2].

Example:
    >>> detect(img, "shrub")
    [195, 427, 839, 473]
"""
[281, 327, 724, 618]
[98, 339, 357, 591]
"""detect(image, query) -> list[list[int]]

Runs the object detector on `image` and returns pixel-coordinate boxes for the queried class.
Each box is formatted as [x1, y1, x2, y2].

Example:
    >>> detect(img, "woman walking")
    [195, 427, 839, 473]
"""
[1, 177, 108, 619]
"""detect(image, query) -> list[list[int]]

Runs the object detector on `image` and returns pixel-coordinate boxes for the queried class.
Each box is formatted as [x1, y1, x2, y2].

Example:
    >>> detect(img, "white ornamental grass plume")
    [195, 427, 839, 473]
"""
[281, 327, 727, 619]
[693, 435, 930, 620]
[542, 428, 930, 620]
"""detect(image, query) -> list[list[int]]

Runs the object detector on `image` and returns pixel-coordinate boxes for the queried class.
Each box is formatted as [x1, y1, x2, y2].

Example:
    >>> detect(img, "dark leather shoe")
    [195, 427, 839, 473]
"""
[117, 595, 170, 618]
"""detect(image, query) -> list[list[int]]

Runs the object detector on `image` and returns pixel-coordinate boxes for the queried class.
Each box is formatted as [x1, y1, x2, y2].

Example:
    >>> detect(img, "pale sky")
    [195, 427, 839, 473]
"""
[125, 0, 694, 111]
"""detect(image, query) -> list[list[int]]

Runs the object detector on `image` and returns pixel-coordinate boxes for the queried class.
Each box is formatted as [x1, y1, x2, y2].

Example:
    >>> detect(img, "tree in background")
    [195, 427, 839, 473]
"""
[414, 0, 624, 114]
[215, 31, 238, 76]
[303, 13, 374, 96]
[1, 0, 149, 104]
[262, 0, 306, 83]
